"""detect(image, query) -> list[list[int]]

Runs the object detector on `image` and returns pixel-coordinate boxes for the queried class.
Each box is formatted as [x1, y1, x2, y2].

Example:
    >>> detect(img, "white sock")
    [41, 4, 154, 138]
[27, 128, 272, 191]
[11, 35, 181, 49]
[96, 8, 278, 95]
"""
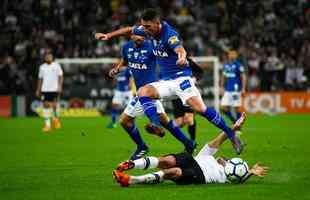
[43, 108, 51, 127]
[129, 170, 164, 184]
[133, 157, 159, 169]
[197, 144, 218, 157]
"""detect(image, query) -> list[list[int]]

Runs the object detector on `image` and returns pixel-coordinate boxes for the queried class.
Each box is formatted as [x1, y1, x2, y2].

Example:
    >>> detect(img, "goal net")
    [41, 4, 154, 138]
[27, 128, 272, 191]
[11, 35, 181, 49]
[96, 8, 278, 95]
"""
[53, 56, 221, 115]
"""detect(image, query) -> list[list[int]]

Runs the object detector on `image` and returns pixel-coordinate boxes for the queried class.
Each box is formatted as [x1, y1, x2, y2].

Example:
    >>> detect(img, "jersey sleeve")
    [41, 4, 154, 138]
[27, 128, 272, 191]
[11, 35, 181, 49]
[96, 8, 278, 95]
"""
[167, 31, 182, 50]
[38, 65, 43, 79]
[57, 63, 64, 76]
[132, 25, 147, 37]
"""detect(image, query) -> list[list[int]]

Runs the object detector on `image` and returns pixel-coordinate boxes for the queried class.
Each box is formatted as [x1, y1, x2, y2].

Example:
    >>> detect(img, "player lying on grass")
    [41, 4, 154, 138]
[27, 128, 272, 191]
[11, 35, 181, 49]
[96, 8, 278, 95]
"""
[109, 33, 196, 160]
[113, 112, 268, 187]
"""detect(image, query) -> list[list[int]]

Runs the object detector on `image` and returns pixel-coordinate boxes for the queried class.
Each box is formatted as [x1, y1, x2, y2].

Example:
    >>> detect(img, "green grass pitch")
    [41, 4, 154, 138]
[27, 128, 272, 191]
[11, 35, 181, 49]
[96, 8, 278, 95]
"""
[0, 114, 310, 200]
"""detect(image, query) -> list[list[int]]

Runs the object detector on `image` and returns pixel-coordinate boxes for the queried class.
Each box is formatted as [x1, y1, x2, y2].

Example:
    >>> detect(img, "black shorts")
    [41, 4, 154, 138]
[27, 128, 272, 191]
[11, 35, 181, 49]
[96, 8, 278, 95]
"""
[172, 99, 194, 118]
[171, 152, 205, 185]
[41, 92, 59, 102]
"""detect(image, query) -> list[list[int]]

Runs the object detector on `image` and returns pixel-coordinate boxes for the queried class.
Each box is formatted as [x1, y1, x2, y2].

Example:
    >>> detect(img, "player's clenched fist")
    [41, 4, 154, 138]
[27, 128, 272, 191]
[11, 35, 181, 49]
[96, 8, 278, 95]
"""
[109, 68, 120, 78]
[176, 57, 187, 66]
[95, 33, 110, 41]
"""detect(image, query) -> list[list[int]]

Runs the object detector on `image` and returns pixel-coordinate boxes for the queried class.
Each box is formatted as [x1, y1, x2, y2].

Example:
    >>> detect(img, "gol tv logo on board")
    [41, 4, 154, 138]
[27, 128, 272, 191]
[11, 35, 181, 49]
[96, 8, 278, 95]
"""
[241, 92, 310, 114]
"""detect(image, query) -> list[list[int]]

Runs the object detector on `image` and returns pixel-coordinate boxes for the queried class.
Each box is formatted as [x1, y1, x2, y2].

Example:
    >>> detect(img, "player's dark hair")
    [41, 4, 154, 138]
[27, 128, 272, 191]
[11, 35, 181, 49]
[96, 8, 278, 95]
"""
[141, 8, 160, 21]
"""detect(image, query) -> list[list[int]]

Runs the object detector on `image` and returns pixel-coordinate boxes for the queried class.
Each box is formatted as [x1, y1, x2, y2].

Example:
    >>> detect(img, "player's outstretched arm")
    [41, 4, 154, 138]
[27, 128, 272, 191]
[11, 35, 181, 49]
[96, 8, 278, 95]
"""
[241, 162, 269, 183]
[95, 27, 133, 41]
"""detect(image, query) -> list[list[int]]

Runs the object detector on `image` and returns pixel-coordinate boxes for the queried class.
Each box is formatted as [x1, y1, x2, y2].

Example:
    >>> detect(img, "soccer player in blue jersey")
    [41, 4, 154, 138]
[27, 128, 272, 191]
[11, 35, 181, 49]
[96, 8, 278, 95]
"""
[95, 8, 243, 154]
[108, 67, 133, 128]
[109, 33, 195, 160]
[220, 50, 247, 123]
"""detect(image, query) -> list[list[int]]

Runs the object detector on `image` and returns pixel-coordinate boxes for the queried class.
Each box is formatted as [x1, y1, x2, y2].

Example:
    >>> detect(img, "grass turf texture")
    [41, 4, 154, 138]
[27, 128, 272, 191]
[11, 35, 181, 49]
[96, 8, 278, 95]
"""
[0, 114, 309, 200]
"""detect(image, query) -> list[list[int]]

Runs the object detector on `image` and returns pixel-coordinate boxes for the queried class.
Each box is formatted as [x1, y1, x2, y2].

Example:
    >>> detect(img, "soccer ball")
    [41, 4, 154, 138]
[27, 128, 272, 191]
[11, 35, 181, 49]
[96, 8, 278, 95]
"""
[224, 157, 249, 183]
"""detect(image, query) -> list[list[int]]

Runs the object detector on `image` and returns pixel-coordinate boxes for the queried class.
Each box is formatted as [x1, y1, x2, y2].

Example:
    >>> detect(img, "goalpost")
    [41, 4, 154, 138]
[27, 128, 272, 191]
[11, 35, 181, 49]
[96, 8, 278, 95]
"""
[56, 56, 221, 111]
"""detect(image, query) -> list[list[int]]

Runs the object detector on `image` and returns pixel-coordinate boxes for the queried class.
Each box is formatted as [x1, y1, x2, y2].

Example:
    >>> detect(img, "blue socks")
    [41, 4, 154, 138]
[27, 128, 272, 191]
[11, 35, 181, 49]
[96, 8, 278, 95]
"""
[224, 110, 237, 123]
[139, 96, 161, 126]
[236, 111, 242, 120]
[163, 120, 192, 147]
[223, 110, 242, 123]
[188, 119, 196, 141]
[123, 123, 147, 149]
[202, 107, 234, 141]
[111, 108, 119, 124]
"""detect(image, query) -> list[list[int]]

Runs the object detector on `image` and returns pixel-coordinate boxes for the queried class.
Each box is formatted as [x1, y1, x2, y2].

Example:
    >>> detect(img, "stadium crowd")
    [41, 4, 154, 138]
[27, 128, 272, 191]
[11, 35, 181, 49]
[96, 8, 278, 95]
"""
[0, 0, 309, 95]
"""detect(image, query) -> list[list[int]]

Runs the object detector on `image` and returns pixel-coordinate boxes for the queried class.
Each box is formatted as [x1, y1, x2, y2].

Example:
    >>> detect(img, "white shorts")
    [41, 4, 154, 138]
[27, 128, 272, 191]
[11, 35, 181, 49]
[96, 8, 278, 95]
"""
[112, 90, 133, 108]
[149, 76, 202, 105]
[220, 91, 241, 107]
[123, 96, 165, 118]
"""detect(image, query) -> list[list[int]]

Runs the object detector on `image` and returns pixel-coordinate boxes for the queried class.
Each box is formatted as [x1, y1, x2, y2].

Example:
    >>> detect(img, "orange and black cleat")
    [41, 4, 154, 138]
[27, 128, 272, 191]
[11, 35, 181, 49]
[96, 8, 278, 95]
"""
[113, 170, 130, 187]
[117, 160, 135, 172]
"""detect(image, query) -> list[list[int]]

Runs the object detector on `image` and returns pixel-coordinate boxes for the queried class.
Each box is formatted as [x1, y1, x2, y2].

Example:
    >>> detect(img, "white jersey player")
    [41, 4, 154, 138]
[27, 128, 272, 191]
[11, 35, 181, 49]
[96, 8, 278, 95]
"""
[113, 112, 268, 187]
[36, 52, 63, 132]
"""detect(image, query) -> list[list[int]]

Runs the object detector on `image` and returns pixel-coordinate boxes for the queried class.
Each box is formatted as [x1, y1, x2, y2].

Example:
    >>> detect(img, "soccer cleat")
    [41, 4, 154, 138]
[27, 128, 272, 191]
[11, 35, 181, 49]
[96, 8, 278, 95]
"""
[117, 160, 135, 171]
[52, 118, 62, 129]
[130, 147, 149, 160]
[42, 125, 51, 132]
[232, 112, 246, 155]
[107, 122, 117, 129]
[233, 112, 246, 131]
[232, 136, 244, 155]
[113, 170, 130, 187]
[144, 123, 165, 138]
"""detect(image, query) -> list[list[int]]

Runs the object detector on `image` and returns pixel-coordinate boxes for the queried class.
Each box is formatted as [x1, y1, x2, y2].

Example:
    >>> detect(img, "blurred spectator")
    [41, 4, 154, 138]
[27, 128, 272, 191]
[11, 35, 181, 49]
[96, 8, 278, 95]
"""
[0, 0, 309, 95]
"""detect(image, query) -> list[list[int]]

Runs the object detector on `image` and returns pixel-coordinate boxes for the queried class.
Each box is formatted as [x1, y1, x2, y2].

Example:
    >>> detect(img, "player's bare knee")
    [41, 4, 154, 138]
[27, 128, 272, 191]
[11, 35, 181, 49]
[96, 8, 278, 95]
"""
[159, 113, 169, 125]
[43, 101, 50, 108]
[158, 156, 177, 169]
[119, 114, 132, 128]
[138, 85, 158, 98]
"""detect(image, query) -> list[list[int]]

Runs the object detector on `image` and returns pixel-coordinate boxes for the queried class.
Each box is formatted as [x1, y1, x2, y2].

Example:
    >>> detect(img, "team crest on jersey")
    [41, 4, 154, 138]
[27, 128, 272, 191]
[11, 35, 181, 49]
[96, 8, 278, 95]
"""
[168, 36, 179, 45]
[134, 52, 139, 59]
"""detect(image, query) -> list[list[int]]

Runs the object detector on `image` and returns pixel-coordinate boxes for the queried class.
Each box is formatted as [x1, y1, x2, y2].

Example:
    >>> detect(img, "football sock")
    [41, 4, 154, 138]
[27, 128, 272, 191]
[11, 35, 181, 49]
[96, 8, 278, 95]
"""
[188, 119, 196, 141]
[129, 170, 164, 184]
[123, 123, 147, 149]
[197, 144, 218, 156]
[139, 96, 161, 126]
[163, 120, 192, 147]
[236, 111, 242, 121]
[43, 108, 51, 127]
[224, 110, 236, 123]
[201, 107, 234, 141]
[133, 157, 159, 169]
[111, 108, 119, 124]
